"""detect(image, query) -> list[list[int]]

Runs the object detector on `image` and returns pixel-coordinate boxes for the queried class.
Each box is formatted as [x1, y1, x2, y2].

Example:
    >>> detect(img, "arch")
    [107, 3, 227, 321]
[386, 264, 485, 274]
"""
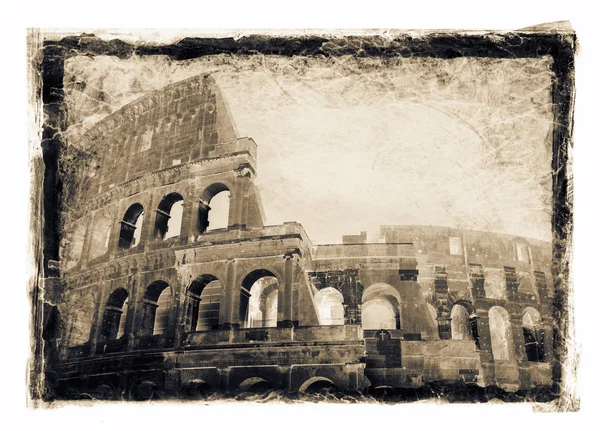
[314, 287, 344, 326]
[118, 203, 144, 250]
[362, 283, 401, 304]
[99, 288, 129, 341]
[198, 183, 231, 233]
[185, 274, 223, 331]
[182, 379, 212, 398]
[488, 306, 515, 361]
[237, 377, 273, 392]
[92, 384, 118, 401]
[522, 307, 544, 362]
[88, 212, 113, 259]
[140, 280, 171, 336]
[298, 377, 337, 393]
[239, 269, 279, 328]
[154, 192, 184, 239]
[361, 283, 401, 330]
[450, 303, 473, 341]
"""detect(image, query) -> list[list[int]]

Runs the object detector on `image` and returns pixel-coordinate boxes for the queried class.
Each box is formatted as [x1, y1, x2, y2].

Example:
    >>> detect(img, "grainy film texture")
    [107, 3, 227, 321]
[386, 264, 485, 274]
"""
[27, 27, 576, 407]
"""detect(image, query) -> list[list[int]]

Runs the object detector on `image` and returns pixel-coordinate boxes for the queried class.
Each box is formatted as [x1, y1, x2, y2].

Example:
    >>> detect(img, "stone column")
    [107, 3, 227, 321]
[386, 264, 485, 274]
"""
[541, 317, 554, 362]
[89, 286, 108, 356]
[221, 258, 238, 329]
[228, 175, 250, 229]
[343, 270, 362, 325]
[167, 284, 183, 348]
[437, 315, 452, 340]
[279, 252, 296, 327]
[124, 276, 140, 350]
[473, 313, 496, 386]
[176, 201, 191, 242]
[138, 194, 156, 247]
[510, 315, 527, 363]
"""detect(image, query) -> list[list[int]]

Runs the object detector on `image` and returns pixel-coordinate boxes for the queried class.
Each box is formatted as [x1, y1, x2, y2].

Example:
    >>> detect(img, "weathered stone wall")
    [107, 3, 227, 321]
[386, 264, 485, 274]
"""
[51, 76, 555, 398]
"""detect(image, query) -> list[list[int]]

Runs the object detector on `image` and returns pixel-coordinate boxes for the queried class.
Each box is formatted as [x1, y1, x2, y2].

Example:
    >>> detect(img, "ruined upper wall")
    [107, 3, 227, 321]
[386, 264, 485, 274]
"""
[69, 74, 240, 199]
[380, 225, 552, 270]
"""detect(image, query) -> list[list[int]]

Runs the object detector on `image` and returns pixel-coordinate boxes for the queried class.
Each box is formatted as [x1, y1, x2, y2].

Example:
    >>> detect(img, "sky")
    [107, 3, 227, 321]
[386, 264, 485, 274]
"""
[64, 53, 554, 244]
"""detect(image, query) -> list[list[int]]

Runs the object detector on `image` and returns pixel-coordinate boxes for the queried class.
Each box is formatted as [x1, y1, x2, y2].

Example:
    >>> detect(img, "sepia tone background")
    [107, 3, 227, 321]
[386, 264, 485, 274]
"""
[64, 54, 554, 244]
[22, 13, 586, 423]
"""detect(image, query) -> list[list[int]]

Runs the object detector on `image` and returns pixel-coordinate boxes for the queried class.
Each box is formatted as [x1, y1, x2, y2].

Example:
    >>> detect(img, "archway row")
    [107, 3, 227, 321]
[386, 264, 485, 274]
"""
[84, 183, 232, 257]
[96, 268, 283, 345]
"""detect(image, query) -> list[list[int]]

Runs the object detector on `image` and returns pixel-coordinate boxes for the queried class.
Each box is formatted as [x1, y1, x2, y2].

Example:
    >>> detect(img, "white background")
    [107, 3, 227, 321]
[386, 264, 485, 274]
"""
[2, 1, 598, 427]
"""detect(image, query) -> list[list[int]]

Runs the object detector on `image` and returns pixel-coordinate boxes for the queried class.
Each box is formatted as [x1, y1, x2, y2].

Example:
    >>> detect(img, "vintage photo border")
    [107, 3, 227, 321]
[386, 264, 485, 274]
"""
[26, 27, 577, 410]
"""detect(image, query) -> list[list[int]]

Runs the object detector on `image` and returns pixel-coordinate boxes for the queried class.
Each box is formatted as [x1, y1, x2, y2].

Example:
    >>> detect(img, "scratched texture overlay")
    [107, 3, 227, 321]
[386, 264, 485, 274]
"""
[27, 28, 576, 409]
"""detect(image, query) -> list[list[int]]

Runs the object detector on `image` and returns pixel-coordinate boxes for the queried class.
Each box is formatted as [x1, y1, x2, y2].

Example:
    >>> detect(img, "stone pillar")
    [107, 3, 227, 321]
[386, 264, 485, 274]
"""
[510, 315, 527, 364]
[504, 267, 520, 301]
[139, 195, 156, 247]
[473, 313, 496, 386]
[176, 201, 191, 242]
[279, 252, 297, 327]
[343, 270, 362, 325]
[130, 276, 150, 347]
[153, 209, 170, 239]
[469, 264, 486, 298]
[433, 266, 451, 339]
[218, 367, 232, 392]
[541, 318, 554, 362]
[221, 258, 238, 329]
[89, 287, 107, 356]
[124, 276, 140, 351]
[169, 283, 184, 348]
[107, 215, 124, 259]
[228, 176, 250, 228]
[437, 315, 452, 340]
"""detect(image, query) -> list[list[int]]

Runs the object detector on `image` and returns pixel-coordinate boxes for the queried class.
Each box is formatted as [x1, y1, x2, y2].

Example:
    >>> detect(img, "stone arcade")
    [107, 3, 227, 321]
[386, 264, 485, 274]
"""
[46, 75, 555, 400]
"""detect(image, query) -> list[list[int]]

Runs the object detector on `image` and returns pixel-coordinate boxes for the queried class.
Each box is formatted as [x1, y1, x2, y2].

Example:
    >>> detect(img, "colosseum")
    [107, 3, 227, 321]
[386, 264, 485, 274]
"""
[42, 74, 556, 401]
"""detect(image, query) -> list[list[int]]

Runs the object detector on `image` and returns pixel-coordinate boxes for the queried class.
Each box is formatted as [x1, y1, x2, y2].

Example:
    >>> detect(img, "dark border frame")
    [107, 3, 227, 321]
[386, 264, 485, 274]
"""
[31, 30, 576, 406]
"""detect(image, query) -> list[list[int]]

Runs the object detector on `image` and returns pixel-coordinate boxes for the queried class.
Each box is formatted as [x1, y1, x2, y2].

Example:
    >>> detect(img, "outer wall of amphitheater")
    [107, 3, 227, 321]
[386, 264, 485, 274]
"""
[46, 75, 556, 400]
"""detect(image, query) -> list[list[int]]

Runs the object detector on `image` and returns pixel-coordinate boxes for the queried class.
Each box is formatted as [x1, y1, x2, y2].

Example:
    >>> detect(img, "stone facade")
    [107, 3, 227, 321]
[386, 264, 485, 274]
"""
[46, 75, 555, 400]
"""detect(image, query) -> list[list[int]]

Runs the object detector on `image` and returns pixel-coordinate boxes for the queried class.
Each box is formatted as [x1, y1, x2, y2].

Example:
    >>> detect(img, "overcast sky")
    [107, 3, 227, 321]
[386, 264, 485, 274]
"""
[65, 53, 554, 244]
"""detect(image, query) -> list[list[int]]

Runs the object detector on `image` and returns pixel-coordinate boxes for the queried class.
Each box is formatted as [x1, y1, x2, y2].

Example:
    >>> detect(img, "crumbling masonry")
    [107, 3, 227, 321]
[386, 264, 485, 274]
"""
[44, 75, 556, 400]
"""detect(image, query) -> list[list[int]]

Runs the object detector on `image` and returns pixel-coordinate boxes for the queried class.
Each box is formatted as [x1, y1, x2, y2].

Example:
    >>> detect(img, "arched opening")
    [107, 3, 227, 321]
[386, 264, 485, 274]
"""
[89, 212, 113, 259]
[99, 288, 128, 341]
[298, 377, 337, 394]
[130, 380, 160, 401]
[238, 377, 273, 393]
[118, 203, 144, 250]
[198, 183, 230, 233]
[451, 304, 474, 341]
[93, 384, 117, 401]
[361, 283, 401, 330]
[314, 287, 344, 325]
[182, 380, 212, 399]
[140, 281, 171, 336]
[154, 193, 184, 240]
[523, 307, 544, 362]
[239, 269, 279, 328]
[489, 306, 515, 361]
[185, 274, 223, 331]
